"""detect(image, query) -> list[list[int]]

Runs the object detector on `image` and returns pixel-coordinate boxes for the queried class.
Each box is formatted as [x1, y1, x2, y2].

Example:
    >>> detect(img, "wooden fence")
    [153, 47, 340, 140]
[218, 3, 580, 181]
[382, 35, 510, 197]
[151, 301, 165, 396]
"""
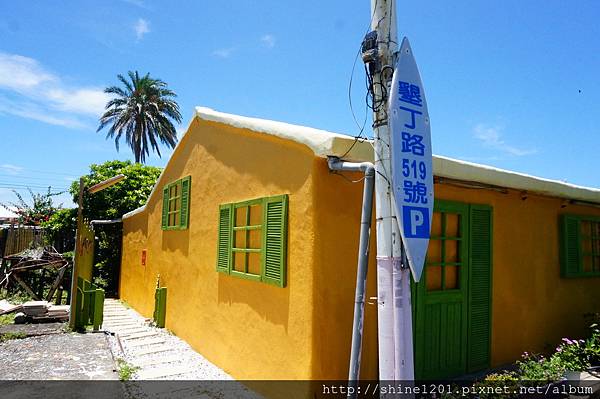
[0, 225, 45, 258]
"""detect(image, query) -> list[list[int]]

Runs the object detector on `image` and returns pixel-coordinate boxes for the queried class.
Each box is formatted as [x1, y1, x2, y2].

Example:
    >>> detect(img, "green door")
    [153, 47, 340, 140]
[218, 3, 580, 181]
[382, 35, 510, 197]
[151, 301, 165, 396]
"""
[412, 200, 493, 379]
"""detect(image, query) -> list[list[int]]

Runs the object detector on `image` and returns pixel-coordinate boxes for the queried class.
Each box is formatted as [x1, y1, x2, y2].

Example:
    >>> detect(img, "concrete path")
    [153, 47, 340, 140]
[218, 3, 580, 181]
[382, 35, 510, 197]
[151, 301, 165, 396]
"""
[102, 299, 233, 381]
[0, 330, 117, 380]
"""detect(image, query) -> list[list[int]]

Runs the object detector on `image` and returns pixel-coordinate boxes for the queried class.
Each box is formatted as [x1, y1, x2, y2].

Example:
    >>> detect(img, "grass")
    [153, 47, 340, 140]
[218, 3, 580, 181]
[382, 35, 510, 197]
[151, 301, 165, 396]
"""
[0, 290, 31, 305]
[116, 358, 139, 381]
[0, 313, 15, 326]
[0, 332, 27, 342]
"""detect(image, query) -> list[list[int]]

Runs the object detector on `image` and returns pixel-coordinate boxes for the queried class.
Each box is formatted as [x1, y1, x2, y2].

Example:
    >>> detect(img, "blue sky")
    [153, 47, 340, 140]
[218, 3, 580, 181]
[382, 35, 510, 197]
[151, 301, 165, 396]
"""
[1, 0, 599, 212]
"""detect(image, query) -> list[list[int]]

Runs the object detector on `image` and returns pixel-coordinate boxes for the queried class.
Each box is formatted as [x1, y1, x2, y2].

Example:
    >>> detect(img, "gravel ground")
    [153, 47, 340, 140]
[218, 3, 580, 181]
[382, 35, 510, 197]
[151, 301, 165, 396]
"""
[104, 300, 233, 380]
[0, 331, 117, 380]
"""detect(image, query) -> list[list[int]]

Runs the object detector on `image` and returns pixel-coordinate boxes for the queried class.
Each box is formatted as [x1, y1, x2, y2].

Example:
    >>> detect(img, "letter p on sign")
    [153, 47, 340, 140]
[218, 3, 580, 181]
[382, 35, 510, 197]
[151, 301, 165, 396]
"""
[402, 206, 430, 239]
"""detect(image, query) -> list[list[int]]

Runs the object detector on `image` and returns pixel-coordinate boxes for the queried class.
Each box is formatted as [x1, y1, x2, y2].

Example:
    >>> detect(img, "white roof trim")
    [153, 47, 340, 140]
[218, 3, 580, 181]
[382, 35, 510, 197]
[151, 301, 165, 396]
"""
[123, 107, 600, 219]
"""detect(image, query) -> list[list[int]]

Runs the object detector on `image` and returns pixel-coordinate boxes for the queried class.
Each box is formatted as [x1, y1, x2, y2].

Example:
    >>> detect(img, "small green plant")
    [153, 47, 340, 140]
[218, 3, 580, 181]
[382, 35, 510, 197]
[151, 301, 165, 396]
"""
[474, 372, 520, 399]
[551, 338, 590, 372]
[0, 332, 27, 342]
[116, 358, 139, 381]
[516, 352, 564, 382]
[0, 314, 15, 326]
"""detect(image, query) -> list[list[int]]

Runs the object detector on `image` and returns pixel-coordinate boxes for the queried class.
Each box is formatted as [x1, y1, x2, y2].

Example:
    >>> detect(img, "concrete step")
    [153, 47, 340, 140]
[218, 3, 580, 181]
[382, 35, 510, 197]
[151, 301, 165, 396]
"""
[137, 365, 191, 380]
[122, 331, 159, 341]
[118, 329, 150, 337]
[133, 355, 184, 368]
[132, 345, 173, 356]
[126, 338, 166, 348]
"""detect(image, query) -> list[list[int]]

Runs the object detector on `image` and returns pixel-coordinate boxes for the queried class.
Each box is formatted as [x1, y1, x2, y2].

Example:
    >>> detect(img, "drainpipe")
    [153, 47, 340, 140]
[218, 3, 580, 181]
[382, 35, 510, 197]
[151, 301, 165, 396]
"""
[327, 156, 375, 393]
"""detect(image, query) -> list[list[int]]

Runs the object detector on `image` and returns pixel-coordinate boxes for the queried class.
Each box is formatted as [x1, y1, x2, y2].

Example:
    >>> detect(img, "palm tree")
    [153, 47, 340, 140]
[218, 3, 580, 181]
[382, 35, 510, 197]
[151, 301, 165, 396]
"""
[97, 71, 182, 163]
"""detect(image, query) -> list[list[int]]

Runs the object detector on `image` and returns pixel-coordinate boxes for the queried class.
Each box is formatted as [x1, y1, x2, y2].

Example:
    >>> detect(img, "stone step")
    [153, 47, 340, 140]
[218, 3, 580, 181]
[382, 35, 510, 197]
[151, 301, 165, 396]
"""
[137, 365, 191, 380]
[118, 329, 149, 337]
[133, 355, 184, 368]
[126, 337, 166, 348]
[131, 345, 173, 356]
[122, 331, 159, 341]
[105, 324, 141, 331]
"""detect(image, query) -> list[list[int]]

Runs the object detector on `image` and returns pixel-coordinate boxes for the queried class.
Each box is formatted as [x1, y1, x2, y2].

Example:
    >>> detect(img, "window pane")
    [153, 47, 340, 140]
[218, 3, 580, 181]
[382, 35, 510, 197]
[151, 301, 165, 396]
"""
[591, 222, 600, 237]
[426, 265, 442, 291]
[235, 207, 247, 227]
[445, 240, 459, 263]
[431, 212, 442, 237]
[445, 213, 460, 238]
[233, 252, 246, 272]
[583, 255, 594, 272]
[174, 197, 181, 212]
[582, 239, 592, 254]
[426, 239, 442, 264]
[249, 204, 262, 225]
[248, 253, 261, 275]
[581, 220, 592, 237]
[445, 265, 459, 290]
[248, 229, 262, 249]
[234, 230, 246, 248]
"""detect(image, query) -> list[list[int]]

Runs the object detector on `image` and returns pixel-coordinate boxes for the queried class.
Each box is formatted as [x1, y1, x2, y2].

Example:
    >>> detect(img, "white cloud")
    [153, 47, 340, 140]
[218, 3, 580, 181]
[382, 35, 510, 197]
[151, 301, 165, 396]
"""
[121, 0, 147, 8]
[0, 54, 55, 92]
[134, 18, 150, 41]
[211, 47, 235, 59]
[0, 52, 109, 128]
[0, 164, 23, 175]
[260, 34, 276, 49]
[473, 124, 537, 157]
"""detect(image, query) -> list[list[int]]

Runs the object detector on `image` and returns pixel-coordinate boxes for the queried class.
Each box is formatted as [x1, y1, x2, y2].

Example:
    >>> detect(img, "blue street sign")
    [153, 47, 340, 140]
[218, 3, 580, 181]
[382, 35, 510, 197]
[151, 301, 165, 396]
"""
[390, 37, 433, 282]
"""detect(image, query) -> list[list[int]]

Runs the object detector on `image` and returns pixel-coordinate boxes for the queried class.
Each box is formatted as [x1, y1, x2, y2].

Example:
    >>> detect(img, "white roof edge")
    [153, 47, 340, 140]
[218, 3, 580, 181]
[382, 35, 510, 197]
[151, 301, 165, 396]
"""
[194, 106, 350, 158]
[432, 155, 600, 204]
[123, 107, 600, 220]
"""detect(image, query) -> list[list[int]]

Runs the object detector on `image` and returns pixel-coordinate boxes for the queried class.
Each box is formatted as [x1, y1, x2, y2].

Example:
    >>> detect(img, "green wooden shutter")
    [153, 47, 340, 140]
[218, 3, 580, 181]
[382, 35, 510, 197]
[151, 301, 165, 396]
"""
[467, 204, 493, 373]
[180, 176, 191, 229]
[161, 186, 169, 230]
[261, 195, 288, 287]
[216, 203, 232, 273]
[560, 215, 581, 277]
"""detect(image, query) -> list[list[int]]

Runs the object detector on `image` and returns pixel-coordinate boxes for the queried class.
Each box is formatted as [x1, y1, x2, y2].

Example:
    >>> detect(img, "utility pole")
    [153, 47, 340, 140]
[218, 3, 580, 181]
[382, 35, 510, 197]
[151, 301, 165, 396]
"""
[368, 0, 414, 382]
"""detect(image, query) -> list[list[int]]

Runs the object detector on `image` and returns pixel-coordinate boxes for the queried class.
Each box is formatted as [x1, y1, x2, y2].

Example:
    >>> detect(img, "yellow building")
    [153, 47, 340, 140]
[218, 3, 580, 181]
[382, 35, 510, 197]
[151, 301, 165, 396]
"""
[120, 107, 600, 382]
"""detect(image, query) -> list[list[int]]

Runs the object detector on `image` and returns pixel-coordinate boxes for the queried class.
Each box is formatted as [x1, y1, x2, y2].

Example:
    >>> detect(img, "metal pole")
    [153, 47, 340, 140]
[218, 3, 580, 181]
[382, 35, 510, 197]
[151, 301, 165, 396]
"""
[370, 0, 403, 382]
[327, 158, 375, 394]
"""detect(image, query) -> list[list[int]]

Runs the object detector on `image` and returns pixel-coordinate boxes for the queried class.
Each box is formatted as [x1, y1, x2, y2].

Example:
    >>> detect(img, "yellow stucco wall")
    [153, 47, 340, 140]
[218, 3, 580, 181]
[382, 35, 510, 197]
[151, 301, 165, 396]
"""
[120, 116, 600, 383]
[121, 118, 316, 381]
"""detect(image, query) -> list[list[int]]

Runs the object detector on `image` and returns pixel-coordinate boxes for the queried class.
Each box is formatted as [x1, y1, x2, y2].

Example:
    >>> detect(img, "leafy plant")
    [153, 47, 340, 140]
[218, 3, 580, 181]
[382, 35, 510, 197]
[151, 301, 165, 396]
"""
[41, 160, 161, 295]
[551, 338, 590, 372]
[116, 358, 139, 381]
[0, 314, 15, 326]
[1, 187, 63, 226]
[516, 352, 564, 382]
[97, 71, 182, 163]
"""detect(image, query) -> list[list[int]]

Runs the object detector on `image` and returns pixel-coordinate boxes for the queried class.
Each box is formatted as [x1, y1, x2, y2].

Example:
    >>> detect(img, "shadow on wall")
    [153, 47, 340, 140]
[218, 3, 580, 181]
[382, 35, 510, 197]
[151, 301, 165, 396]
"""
[161, 228, 190, 256]
[217, 275, 291, 330]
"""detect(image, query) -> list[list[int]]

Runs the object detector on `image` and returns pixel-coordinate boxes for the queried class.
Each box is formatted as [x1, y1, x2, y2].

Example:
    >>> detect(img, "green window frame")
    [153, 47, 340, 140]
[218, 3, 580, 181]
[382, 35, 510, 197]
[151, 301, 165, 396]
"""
[161, 176, 191, 230]
[216, 194, 288, 287]
[560, 214, 600, 278]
